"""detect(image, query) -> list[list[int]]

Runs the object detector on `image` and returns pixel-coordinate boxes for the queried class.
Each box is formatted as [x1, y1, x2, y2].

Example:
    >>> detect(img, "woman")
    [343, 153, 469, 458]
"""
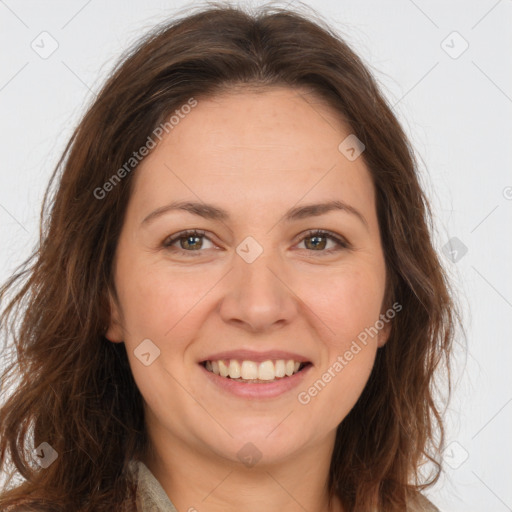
[0, 4, 457, 511]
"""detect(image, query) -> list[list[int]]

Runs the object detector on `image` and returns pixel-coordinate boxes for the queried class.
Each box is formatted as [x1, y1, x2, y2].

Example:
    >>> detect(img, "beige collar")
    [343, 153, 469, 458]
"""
[129, 459, 178, 512]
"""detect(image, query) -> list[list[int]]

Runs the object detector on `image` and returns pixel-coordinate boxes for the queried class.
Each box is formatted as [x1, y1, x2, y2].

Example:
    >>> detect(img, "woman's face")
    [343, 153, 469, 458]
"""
[107, 87, 390, 467]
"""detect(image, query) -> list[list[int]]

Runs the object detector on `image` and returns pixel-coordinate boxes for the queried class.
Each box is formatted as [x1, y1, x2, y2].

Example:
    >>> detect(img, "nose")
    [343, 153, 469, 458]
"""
[218, 247, 299, 333]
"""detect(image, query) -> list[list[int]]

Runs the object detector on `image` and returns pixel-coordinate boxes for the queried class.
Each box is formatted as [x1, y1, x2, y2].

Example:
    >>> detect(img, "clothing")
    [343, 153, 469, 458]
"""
[409, 493, 440, 512]
[129, 460, 178, 512]
[130, 459, 439, 512]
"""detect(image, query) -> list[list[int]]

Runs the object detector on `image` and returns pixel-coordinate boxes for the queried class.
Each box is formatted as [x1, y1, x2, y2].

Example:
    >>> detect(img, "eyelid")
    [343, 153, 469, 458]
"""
[163, 229, 213, 249]
[295, 229, 349, 246]
[162, 228, 350, 255]
[293, 229, 350, 255]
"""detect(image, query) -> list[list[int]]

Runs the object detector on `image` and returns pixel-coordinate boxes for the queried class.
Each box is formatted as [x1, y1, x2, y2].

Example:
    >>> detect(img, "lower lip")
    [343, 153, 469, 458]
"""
[199, 363, 312, 399]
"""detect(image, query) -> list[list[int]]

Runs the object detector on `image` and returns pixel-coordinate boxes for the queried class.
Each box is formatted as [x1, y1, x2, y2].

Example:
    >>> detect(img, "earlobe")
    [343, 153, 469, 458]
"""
[378, 281, 395, 348]
[104, 288, 124, 343]
[377, 315, 392, 348]
[105, 323, 124, 343]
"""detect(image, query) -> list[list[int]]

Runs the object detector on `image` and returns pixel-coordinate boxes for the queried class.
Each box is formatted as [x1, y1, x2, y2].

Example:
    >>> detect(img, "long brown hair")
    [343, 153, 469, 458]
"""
[0, 3, 458, 510]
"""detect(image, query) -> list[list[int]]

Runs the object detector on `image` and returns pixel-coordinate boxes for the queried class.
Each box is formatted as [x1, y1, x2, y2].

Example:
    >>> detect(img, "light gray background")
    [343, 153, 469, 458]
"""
[0, 1, 511, 511]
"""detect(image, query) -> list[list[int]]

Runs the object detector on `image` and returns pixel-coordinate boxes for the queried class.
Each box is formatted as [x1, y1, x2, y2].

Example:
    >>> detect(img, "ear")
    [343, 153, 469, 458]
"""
[377, 317, 392, 348]
[104, 287, 124, 343]
[377, 278, 395, 348]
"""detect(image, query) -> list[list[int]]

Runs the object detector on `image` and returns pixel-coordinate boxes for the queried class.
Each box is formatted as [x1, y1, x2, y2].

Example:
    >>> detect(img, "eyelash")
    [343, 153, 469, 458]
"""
[162, 229, 349, 257]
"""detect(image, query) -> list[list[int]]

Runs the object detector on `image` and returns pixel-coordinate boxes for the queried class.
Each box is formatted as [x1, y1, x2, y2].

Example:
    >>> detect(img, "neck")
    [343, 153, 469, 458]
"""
[142, 421, 344, 512]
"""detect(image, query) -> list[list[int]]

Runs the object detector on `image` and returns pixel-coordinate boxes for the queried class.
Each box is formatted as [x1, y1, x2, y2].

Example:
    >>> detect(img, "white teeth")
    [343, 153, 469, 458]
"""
[258, 360, 275, 380]
[228, 360, 241, 379]
[218, 360, 229, 377]
[275, 360, 286, 378]
[241, 361, 258, 379]
[204, 358, 305, 381]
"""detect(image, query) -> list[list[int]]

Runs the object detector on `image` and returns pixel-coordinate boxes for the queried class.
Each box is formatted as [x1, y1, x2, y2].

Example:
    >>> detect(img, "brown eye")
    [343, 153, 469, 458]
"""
[179, 234, 203, 250]
[298, 230, 349, 254]
[304, 233, 328, 250]
[163, 230, 214, 254]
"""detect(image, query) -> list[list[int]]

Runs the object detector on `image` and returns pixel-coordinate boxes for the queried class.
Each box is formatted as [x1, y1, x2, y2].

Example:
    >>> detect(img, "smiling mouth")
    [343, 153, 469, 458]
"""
[201, 359, 311, 383]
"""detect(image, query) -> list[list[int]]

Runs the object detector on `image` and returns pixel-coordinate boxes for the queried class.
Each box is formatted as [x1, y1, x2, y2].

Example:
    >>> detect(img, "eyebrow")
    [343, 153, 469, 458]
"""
[141, 199, 368, 229]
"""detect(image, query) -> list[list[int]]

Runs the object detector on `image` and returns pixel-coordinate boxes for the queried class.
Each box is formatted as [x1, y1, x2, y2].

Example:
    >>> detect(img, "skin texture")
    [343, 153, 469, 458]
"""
[106, 87, 390, 512]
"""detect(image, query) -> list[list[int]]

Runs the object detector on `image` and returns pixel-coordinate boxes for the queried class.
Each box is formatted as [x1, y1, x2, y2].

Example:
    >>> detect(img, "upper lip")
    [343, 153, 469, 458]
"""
[200, 350, 311, 364]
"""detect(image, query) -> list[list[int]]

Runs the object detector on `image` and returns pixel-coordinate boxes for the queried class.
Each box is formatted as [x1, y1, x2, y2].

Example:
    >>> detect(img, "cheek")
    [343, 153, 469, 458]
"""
[297, 273, 382, 426]
[115, 252, 218, 340]
[296, 265, 383, 401]
[303, 264, 385, 343]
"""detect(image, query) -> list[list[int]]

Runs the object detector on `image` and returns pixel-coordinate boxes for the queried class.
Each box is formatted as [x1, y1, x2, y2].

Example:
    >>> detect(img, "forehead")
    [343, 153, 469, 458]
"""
[129, 87, 376, 226]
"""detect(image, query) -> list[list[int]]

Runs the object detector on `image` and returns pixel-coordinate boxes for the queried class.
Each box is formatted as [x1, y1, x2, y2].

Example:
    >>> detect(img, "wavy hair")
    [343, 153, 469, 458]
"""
[0, 3, 458, 510]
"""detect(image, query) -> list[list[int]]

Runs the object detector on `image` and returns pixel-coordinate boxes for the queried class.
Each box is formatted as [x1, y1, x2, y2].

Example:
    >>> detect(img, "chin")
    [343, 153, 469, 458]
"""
[209, 426, 307, 463]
